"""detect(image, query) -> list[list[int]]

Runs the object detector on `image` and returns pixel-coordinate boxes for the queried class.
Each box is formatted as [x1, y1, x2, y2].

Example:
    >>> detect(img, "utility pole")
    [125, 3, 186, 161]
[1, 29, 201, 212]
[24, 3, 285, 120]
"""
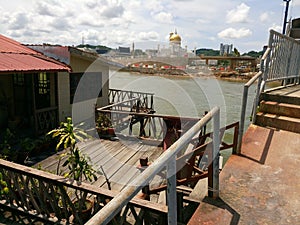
[282, 0, 291, 35]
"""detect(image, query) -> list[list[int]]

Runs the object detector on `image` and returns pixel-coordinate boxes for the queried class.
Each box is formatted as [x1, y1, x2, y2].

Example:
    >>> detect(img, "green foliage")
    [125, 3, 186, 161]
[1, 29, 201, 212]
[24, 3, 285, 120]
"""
[233, 48, 240, 57]
[47, 117, 97, 182]
[47, 117, 98, 216]
[63, 147, 97, 182]
[47, 117, 86, 151]
[76, 44, 111, 51]
[0, 129, 15, 159]
[20, 138, 35, 153]
[96, 113, 112, 129]
[0, 172, 8, 196]
[242, 50, 264, 58]
[195, 48, 220, 56]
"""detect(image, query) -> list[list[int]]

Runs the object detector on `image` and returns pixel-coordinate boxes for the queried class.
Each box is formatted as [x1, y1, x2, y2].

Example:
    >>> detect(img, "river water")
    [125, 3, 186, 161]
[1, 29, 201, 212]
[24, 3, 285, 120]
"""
[109, 71, 256, 162]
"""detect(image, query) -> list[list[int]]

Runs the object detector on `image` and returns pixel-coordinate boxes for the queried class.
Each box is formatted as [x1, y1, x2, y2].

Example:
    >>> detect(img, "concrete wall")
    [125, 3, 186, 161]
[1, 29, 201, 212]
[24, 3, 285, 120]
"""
[57, 54, 109, 126]
[57, 72, 71, 122]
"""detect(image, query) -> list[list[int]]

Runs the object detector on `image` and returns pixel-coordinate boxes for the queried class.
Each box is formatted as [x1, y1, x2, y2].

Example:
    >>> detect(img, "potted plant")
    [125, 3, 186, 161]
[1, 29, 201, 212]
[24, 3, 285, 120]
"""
[96, 113, 115, 137]
[47, 117, 98, 223]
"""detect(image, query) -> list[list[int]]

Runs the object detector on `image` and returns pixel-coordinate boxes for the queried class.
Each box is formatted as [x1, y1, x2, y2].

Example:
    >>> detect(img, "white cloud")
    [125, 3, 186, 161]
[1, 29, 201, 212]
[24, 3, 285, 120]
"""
[36, 1, 58, 17]
[269, 24, 282, 33]
[101, 4, 124, 18]
[50, 17, 73, 31]
[7, 12, 30, 30]
[77, 13, 105, 27]
[218, 27, 252, 39]
[260, 12, 270, 22]
[0, 0, 289, 52]
[145, 0, 164, 13]
[226, 3, 250, 23]
[138, 31, 159, 41]
[153, 12, 174, 24]
[293, 0, 300, 6]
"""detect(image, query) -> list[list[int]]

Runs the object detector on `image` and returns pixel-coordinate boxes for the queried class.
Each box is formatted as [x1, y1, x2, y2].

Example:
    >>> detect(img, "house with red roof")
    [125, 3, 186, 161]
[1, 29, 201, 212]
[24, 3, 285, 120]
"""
[0, 34, 110, 135]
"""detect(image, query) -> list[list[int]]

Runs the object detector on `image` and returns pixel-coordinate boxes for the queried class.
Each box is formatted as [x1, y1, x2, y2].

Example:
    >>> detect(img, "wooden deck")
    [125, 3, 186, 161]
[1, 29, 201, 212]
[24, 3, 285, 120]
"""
[262, 84, 300, 105]
[36, 137, 165, 193]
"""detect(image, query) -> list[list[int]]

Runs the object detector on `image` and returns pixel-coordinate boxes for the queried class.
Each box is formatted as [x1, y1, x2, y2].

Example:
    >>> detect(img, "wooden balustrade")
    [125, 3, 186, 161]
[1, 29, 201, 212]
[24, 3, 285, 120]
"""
[35, 107, 58, 135]
[108, 89, 154, 111]
[0, 159, 167, 224]
[96, 109, 200, 144]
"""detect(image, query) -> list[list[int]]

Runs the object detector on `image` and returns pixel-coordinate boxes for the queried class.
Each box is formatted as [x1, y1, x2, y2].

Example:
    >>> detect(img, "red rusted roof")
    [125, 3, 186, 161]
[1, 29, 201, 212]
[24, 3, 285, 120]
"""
[0, 34, 70, 73]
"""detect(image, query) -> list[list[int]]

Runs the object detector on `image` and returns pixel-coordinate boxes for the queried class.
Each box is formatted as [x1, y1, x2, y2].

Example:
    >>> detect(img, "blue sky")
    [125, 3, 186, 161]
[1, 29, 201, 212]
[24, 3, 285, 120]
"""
[1, 0, 300, 53]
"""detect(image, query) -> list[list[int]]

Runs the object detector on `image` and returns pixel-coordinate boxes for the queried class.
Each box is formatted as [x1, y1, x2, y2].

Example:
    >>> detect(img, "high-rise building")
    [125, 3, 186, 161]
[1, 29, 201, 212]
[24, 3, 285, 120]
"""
[220, 43, 233, 56]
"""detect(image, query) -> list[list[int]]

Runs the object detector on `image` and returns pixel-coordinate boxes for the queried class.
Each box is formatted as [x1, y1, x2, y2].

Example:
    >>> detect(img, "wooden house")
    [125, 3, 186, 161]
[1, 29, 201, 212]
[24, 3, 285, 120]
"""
[0, 34, 70, 135]
[0, 34, 111, 135]
[28, 45, 111, 130]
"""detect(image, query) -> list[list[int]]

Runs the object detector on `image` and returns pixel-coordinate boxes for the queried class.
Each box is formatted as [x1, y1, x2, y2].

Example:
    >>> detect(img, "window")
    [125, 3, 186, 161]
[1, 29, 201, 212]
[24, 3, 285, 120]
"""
[13, 73, 25, 86]
[70, 72, 102, 104]
[38, 72, 49, 94]
[35, 72, 50, 109]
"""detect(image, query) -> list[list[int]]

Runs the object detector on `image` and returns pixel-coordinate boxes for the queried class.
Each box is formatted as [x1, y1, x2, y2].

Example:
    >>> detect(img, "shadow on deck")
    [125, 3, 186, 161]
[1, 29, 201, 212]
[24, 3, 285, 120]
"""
[188, 124, 300, 224]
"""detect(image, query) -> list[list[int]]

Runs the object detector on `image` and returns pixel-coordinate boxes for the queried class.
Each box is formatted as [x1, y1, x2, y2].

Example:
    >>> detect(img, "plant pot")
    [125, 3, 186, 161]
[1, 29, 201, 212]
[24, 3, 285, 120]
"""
[72, 198, 94, 224]
[107, 127, 115, 136]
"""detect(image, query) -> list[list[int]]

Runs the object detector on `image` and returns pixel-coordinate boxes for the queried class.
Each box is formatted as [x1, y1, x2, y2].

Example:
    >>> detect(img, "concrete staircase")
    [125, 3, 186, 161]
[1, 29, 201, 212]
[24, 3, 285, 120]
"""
[255, 92, 300, 133]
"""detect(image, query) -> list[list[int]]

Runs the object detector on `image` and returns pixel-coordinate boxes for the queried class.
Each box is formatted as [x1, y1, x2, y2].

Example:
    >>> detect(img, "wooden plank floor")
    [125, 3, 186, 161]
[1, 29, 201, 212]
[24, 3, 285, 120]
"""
[35, 137, 165, 193]
[267, 84, 300, 97]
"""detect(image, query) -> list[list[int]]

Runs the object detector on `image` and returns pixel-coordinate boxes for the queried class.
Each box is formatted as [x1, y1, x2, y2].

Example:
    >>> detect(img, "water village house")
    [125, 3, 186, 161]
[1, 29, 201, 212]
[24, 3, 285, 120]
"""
[28, 45, 110, 128]
[0, 34, 110, 135]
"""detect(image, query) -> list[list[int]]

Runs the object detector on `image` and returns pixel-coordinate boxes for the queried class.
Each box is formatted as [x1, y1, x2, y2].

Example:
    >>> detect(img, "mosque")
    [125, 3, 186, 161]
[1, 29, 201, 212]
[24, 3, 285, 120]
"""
[146, 29, 195, 58]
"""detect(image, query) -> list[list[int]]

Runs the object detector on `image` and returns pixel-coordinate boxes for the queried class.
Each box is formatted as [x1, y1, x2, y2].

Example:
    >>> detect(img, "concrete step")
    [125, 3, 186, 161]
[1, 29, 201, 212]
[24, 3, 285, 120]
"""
[255, 112, 300, 133]
[259, 100, 300, 119]
[261, 89, 300, 105]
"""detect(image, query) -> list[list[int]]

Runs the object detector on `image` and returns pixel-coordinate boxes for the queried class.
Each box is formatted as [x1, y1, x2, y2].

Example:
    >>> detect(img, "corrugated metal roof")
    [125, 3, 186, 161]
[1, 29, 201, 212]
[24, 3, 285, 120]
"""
[0, 34, 70, 72]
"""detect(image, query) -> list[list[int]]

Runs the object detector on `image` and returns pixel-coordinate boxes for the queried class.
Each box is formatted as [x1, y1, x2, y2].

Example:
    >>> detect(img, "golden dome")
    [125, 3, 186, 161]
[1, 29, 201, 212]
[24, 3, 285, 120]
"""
[169, 30, 181, 42]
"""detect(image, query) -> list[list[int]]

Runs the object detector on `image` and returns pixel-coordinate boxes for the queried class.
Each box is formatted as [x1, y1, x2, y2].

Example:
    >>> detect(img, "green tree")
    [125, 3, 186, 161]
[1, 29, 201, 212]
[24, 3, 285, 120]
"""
[233, 48, 240, 57]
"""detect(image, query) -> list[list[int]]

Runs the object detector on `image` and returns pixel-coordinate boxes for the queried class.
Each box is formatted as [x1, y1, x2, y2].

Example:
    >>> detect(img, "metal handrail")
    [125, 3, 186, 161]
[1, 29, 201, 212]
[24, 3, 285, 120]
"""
[237, 29, 300, 153]
[86, 106, 220, 225]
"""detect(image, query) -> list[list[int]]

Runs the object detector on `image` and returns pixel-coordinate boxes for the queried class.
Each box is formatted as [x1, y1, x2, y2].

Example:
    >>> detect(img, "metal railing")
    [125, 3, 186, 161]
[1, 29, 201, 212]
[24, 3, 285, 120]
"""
[265, 30, 300, 83]
[86, 106, 220, 225]
[238, 29, 300, 153]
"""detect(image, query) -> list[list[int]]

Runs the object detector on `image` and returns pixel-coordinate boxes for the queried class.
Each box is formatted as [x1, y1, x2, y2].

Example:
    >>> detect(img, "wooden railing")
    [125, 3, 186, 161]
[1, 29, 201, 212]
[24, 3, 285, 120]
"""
[0, 159, 168, 225]
[96, 108, 200, 146]
[35, 107, 58, 135]
[108, 89, 154, 111]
